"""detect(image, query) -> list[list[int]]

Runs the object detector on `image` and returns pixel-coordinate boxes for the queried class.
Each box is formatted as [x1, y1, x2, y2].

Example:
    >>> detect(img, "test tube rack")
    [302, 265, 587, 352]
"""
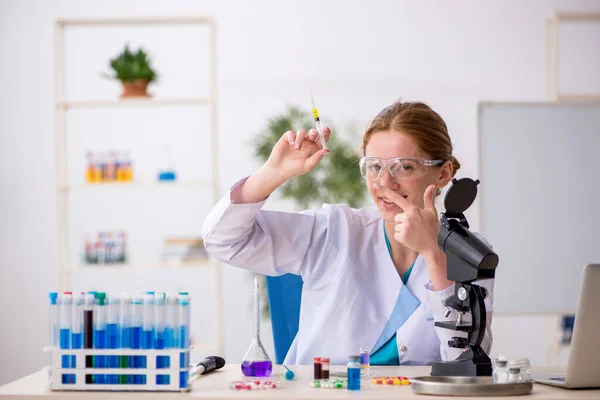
[45, 347, 191, 392]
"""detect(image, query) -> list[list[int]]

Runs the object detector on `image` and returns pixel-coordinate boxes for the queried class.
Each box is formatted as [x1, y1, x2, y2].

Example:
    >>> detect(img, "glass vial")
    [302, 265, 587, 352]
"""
[313, 357, 322, 379]
[359, 348, 370, 376]
[508, 368, 523, 383]
[321, 358, 330, 379]
[493, 359, 509, 383]
[508, 358, 532, 382]
[347, 355, 361, 391]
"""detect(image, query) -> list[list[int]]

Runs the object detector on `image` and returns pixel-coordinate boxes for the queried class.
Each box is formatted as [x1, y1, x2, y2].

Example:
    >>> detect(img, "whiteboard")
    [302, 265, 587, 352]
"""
[478, 102, 600, 314]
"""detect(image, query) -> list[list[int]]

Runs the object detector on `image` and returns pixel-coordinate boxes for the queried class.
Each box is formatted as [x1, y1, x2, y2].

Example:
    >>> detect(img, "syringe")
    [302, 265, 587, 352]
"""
[310, 88, 328, 149]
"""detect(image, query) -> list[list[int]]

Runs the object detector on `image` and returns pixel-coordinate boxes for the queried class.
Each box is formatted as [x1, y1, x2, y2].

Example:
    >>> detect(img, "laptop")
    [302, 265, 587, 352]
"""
[534, 264, 600, 389]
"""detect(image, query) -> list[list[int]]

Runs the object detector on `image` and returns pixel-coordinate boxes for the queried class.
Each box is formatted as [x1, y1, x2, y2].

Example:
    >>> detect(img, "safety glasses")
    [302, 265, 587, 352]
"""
[359, 157, 444, 181]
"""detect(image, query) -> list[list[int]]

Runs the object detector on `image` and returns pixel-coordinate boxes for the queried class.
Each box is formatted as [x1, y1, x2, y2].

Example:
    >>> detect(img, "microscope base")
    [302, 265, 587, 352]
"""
[431, 360, 492, 377]
[431, 347, 492, 377]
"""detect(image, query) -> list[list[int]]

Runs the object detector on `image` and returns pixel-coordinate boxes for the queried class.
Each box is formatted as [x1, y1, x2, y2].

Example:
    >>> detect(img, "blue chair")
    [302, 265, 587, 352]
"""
[265, 274, 304, 364]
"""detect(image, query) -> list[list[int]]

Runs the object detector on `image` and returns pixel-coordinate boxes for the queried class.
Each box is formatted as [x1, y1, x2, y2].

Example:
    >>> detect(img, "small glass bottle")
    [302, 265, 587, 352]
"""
[359, 348, 370, 376]
[347, 355, 361, 391]
[508, 358, 531, 382]
[508, 367, 523, 383]
[493, 359, 509, 383]
[321, 358, 330, 379]
[122, 151, 133, 182]
[158, 148, 177, 182]
[85, 151, 95, 183]
[313, 357, 322, 379]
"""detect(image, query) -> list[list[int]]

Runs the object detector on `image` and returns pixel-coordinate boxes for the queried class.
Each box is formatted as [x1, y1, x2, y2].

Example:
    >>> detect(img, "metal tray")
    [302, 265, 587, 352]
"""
[411, 376, 533, 397]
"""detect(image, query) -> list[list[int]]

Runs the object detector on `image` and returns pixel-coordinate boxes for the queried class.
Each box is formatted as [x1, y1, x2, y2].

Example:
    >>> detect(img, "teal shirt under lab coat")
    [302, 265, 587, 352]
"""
[370, 223, 414, 366]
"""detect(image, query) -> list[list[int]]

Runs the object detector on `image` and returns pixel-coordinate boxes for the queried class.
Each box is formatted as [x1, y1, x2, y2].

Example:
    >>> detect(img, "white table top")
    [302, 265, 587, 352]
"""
[1, 365, 599, 399]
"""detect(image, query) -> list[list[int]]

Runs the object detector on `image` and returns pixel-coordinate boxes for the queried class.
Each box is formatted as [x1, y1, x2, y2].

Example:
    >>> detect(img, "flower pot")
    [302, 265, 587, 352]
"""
[120, 79, 151, 98]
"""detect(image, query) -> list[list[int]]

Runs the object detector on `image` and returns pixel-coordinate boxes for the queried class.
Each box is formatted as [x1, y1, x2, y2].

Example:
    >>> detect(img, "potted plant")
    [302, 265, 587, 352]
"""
[104, 44, 158, 98]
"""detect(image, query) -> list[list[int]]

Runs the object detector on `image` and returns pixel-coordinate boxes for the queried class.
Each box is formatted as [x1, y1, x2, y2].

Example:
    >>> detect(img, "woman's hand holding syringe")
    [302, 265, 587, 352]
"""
[232, 127, 331, 204]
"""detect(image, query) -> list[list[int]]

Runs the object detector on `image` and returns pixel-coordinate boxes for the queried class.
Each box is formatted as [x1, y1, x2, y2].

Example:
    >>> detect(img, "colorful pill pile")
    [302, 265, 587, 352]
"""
[229, 380, 278, 390]
[309, 379, 348, 389]
[371, 376, 411, 385]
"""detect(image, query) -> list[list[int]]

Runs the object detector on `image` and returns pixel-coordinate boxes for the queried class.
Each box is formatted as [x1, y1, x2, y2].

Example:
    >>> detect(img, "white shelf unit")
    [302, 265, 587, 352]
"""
[53, 16, 223, 355]
[58, 181, 214, 192]
[56, 98, 211, 109]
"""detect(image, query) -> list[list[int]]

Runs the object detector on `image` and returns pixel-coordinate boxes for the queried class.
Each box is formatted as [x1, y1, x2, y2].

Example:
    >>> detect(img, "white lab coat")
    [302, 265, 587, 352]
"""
[202, 178, 494, 365]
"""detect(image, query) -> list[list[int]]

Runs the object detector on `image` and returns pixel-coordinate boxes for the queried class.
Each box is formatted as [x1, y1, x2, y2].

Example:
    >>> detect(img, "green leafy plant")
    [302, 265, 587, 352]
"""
[105, 44, 158, 83]
[254, 106, 366, 209]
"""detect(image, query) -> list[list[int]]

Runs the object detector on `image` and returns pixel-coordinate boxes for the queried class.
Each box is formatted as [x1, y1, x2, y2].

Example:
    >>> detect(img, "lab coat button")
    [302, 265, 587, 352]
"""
[401, 345, 408, 353]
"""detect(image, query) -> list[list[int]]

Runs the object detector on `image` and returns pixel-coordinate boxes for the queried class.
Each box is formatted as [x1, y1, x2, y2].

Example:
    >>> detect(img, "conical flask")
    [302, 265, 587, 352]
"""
[241, 277, 273, 377]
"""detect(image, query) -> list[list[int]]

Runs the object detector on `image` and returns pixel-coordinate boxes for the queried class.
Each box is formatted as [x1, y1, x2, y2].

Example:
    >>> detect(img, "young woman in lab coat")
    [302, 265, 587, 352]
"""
[202, 101, 493, 365]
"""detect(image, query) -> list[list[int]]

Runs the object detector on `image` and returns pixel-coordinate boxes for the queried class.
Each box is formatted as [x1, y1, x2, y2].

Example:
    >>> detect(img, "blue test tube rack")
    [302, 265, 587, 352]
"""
[45, 347, 191, 392]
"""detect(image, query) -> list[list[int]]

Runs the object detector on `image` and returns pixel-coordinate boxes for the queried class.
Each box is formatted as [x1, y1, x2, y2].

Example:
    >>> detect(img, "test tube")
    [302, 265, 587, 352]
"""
[119, 292, 131, 384]
[154, 293, 167, 385]
[131, 292, 143, 385]
[49, 292, 59, 348]
[165, 296, 177, 349]
[141, 292, 154, 385]
[83, 293, 95, 384]
[177, 293, 191, 349]
[60, 292, 73, 384]
[106, 295, 120, 384]
[71, 293, 84, 374]
[94, 292, 107, 384]
[142, 292, 154, 350]
[154, 293, 166, 349]
[48, 292, 59, 387]
[177, 293, 191, 388]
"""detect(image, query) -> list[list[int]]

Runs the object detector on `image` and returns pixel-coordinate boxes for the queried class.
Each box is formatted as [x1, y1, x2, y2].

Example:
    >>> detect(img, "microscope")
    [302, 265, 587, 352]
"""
[431, 178, 499, 377]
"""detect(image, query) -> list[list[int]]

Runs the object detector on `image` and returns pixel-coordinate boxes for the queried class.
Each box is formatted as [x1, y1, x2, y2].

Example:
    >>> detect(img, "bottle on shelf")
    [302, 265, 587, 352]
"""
[106, 150, 117, 182]
[158, 147, 177, 182]
[123, 151, 133, 182]
[85, 151, 96, 183]
[83, 231, 128, 266]
[86, 150, 133, 184]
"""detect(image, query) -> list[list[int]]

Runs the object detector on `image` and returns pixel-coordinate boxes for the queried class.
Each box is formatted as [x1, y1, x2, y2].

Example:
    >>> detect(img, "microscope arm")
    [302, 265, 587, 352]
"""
[469, 284, 488, 349]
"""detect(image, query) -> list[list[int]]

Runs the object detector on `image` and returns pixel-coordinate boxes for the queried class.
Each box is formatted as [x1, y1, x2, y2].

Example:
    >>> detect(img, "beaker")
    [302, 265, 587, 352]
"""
[241, 277, 272, 377]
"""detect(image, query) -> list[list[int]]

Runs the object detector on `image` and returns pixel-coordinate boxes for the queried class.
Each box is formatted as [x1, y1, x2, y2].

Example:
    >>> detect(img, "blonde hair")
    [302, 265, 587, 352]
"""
[361, 101, 460, 176]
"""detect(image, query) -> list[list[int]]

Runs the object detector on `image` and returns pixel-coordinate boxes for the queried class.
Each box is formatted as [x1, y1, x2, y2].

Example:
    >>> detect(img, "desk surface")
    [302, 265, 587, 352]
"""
[1, 365, 599, 399]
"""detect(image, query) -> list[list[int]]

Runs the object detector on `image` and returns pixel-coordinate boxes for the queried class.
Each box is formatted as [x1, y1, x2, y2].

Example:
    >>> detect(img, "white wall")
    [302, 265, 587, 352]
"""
[1, 0, 599, 385]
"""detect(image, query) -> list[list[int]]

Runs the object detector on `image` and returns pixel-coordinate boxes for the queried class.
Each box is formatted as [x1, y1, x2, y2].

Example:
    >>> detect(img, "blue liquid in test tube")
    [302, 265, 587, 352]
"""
[141, 292, 155, 385]
[60, 292, 73, 384]
[165, 296, 177, 349]
[154, 293, 167, 385]
[119, 293, 132, 385]
[131, 293, 143, 384]
[177, 293, 191, 389]
[106, 295, 120, 384]
[71, 293, 84, 380]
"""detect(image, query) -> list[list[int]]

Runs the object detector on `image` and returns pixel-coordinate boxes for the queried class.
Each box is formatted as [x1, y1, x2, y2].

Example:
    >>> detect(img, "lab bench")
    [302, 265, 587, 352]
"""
[1, 364, 599, 399]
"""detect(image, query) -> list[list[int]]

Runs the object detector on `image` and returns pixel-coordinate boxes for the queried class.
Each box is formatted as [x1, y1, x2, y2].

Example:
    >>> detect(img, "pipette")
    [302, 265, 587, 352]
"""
[310, 88, 328, 149]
